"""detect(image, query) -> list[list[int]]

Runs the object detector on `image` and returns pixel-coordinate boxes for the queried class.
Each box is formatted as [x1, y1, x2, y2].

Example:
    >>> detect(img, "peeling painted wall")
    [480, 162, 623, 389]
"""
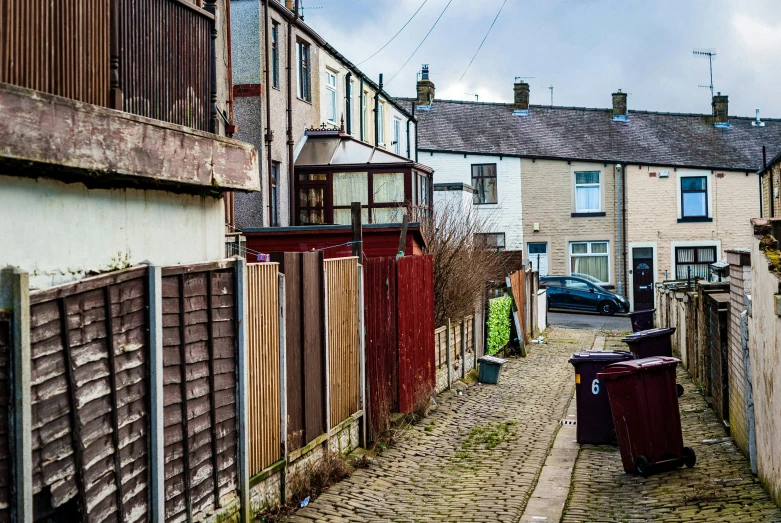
[0, 174, 224, 290]
[749, 225, 781, 506]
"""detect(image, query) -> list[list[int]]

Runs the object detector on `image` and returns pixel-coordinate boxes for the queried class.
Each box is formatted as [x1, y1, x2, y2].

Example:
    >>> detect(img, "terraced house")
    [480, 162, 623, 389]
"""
[402, 69, 781, 311]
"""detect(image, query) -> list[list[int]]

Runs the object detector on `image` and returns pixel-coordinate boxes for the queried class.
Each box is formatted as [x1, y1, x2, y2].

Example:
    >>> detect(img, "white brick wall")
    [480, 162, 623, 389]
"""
[423, 152, 523, 250]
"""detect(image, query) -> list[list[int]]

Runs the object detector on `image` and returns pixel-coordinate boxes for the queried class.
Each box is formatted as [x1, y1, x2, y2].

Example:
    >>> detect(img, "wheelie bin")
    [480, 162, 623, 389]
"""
[597, 356, 696, 477]
[568, 350, 636, 445]
[622, 327, 675, 358]
[477, 355, 508, 384]
[627, 309, 655, 332]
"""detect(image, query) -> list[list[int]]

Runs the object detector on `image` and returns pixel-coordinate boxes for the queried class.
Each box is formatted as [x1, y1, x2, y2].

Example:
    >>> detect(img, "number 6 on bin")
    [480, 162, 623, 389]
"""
[591, 379, 600, 395]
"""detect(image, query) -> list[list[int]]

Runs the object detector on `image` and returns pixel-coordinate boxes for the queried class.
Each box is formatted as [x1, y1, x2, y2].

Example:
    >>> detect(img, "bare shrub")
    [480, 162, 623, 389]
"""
[412, 376, 433, 422]
[287, 450, 351, 505]
[422, 202, 507, 327]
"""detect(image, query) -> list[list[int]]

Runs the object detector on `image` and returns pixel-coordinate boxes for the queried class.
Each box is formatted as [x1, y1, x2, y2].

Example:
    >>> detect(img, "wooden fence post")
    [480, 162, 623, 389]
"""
[147, 265, 165, 523]
[0, 269, 32, 523]
[472, 314, 478, 370]
[323, 269, 331, 437]
[460, 320, 466, 379]
[358, 264, 367, 448]
[278, 272, 288, 501]
[445, 318, 452, 389]
[351, 202, 363, 259]
[235, 258, 250, 523]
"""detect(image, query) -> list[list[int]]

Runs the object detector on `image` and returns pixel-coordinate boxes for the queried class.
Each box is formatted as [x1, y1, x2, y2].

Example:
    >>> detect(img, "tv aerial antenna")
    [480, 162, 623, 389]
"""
[693, 48, 716, 98]
[515, 76, 535, 83]
[540, 85, 554, 105]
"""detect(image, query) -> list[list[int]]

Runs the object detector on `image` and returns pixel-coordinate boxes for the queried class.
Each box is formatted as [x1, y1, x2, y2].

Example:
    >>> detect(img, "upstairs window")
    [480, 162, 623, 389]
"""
[393, 118, 402, 155]
[377, 102, 386, 145]
[296, 41, 311, 102]
[472, 164, 497, 204]
[362, 91, 368, 141]
[271, 22, 280, 89]
[681, 176, 708, 218]
[575, 171, 601, 212]
[325, 70, 337, 124]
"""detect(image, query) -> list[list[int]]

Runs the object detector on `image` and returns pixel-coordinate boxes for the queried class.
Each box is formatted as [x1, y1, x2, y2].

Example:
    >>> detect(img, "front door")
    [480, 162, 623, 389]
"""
[528, 243, 548, 276]
[632, 247, 654, 311]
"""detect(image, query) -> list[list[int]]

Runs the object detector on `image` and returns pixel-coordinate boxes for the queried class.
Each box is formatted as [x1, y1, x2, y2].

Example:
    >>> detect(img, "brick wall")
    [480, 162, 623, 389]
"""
[423, 152, 524, 250]
[728, 254, 752, 455]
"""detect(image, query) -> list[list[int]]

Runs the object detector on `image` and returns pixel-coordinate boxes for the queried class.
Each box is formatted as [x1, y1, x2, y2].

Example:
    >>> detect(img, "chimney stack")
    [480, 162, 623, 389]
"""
[712, 92, 729, 127]
[612, 89, 628, 121]
[285, 0, 294, 10]
[416, 65, 435, 107]
[513, 79, 530, 116]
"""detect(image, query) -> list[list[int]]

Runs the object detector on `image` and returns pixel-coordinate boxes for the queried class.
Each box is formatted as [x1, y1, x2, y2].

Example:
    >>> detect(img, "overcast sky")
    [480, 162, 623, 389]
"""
[303, 0, 781, 117]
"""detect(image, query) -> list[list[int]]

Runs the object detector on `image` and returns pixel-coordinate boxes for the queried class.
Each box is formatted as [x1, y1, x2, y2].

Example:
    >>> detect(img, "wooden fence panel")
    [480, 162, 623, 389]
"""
[246, 263, 280, 475]
[0, 0, 111, 107]
[397, 255, 435, 414]
[325, 257, 360, 428]
[508, 270, 526, 344]
[161, 262, 238, 523]
[28, 266, 149, 523]
[0, 313, 11, 522]
[271, 252, 326, 451]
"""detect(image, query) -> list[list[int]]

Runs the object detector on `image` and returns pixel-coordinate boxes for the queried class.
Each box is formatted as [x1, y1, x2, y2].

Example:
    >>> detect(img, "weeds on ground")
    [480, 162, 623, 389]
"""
[462, 421, 518, 450]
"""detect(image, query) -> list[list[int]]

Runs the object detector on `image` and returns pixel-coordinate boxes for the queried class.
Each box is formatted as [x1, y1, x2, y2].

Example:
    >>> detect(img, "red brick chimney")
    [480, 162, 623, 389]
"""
[612, 89, 628, 121]
[713, 92, 729, 127]
[416, 65, 435, 106]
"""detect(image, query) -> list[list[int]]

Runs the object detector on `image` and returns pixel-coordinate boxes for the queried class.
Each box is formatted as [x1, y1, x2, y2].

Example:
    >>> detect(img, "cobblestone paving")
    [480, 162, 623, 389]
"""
[285, 328, 594, 523]
[562, 365, 781, 523]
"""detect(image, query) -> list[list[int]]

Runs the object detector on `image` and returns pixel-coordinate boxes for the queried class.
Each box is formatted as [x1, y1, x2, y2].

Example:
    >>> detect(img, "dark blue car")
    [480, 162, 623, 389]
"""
[540, 276, 629, 316]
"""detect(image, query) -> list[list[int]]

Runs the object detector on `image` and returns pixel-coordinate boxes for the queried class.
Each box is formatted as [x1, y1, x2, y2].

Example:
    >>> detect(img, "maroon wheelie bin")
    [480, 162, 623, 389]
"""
[597, 356, 696, 476]
[627, 309, 655, 332]
[622, 327, 675, 358]
[568, 350, 636, 445]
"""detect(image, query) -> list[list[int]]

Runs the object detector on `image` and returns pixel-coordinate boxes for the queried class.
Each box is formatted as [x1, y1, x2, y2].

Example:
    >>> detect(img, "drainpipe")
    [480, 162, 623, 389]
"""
[622, 164, 628, 295]
[345, 72, 352, 135]
[616, 163, 624, 297]
[359, 76, 364, 141]
[375, 74, 382, 146]
[412, 102, 418, 162]
[287, 1, 298, 225]
[761, 146, 766, 218]
[263, 0, 274, 225]
[406, 114, 411, 159]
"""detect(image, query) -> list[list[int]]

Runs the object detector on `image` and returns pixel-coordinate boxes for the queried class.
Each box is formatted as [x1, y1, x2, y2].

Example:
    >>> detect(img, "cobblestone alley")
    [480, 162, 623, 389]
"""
[285, 328, 781, 523]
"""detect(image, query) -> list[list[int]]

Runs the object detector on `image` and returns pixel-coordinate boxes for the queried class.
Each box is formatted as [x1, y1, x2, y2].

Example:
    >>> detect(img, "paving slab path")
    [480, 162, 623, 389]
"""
[285, 327, 594, 523]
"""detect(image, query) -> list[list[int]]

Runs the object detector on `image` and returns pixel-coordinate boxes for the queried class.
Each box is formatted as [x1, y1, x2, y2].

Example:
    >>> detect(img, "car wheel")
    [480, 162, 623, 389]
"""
[598, 301, 616, 316]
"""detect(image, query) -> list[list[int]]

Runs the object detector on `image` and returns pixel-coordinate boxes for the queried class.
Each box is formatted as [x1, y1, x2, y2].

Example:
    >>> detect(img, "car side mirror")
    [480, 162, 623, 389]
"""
[589, 288, 595, 293]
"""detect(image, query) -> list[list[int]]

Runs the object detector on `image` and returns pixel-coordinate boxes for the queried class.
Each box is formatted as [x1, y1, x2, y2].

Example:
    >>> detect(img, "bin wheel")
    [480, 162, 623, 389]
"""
[636, 455, 652, 477]
[677, 384, 684, 397]
[609, 429, 618, 446]
[682, 447, 696, 468]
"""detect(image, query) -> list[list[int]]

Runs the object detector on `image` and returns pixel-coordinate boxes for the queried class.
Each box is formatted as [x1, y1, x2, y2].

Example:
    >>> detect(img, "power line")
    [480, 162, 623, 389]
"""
[386, 0, 455, 86]
[458, 0, 507, 82]
[357, 0, 430, 66]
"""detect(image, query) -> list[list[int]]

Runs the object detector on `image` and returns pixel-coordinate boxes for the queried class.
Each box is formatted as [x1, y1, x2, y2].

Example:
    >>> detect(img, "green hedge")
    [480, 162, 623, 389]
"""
[487, 296, 513, 355]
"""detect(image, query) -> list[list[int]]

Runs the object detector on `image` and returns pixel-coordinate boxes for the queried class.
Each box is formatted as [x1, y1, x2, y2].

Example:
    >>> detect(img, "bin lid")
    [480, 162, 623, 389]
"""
[627, 308, 656, 317]
[622, 327, 676, 342]
[478, 355, 508, 365]
[568, 350, 636, 365]
[596, 356, 680, 380]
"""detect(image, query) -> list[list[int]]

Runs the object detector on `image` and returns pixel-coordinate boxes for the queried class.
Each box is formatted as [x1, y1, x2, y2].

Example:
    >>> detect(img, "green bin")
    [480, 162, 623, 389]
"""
[478, 355, 509, 384]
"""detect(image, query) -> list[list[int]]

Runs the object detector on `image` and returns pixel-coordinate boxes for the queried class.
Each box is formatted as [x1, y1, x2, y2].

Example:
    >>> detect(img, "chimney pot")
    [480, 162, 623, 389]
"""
[612, 90, 628, 121]
[416, 65, 435, 107]
[712, 93, 729, 127]
[513, 81, 530, 116]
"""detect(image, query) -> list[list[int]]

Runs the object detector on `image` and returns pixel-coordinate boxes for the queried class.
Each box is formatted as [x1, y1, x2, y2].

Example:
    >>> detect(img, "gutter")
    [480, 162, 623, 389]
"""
[616, 163, 624, 297]
[413, 102, 418, 162]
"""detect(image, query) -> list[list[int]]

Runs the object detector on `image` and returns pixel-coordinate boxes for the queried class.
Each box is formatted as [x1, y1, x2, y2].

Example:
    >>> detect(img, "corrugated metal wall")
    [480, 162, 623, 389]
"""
[246, 263, 281, 475]
[161, 264, 239, 522]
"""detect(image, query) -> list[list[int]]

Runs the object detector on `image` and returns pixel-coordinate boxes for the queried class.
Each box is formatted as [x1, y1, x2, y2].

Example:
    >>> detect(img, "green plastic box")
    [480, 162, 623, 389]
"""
[478, 355, 509, 384]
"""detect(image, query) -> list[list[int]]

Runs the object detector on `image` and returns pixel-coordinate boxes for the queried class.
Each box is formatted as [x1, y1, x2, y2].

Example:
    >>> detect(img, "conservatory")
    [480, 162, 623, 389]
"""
[294, 129, 434, 225]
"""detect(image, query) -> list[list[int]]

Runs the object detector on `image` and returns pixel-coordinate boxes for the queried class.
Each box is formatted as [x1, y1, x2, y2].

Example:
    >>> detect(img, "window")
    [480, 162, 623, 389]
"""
[565, 278, 591, 291]
[270, 162, 280, 226]
[296, 41, 311, 102]
[361, 91, 368, 141]
[475, 233, 506, 251]
[570, 241, 609, 284]
[393, 118, 402, 155]
[575, 171, 601, 213]
[271, 22, 280, 89]
[350, 80, 357, 136]
[377, 102, 385, 145]
[297, 173, 326, 224]
[325, 70, 337, 124]
[675, 246, 716, 279]
[681, 176, 708, 218]
[472, 164, 497, 204]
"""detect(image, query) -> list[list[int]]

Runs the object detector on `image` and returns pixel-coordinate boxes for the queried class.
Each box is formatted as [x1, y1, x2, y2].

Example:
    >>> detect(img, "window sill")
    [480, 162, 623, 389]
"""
[297, 97, 313, 105]
[678, 217, 713, 223]
[272, 86, 281, 91]
[571, 212, 606, 217]
[474, 202, 499, 206]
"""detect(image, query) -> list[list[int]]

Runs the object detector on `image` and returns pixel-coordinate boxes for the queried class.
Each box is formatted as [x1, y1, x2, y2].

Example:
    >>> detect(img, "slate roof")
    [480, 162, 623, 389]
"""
[397, 99, 781, 172]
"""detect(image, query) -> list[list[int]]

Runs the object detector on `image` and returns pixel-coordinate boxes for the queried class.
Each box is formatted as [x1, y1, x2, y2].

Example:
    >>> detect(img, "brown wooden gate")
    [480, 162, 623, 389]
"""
[161, 261, 239, 522]
[29, 267, 150, 523]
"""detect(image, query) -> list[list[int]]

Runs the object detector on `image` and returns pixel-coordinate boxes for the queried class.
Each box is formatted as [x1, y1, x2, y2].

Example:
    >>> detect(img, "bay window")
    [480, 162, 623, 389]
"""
[570, 241, 609, 284]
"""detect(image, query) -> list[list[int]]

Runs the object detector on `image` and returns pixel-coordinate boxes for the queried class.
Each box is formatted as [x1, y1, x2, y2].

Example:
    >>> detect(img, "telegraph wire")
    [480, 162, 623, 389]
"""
[357, 0, 431, 65]
[386, 0, 455, 86]
[458, 0, 508, 82]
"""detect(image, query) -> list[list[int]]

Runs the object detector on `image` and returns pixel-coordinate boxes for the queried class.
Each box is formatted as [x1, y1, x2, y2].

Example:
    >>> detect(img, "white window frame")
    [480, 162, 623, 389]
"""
[377, 102, 386, 146]
[574, 171, 602, 213]
[325, 70, 338, 124]
[393, 117, 402, 155]
[568, 240, 611, 285]
[362, 91, 368, 141]
[676, 170, 712, 220]
[296, 41, 311, 102]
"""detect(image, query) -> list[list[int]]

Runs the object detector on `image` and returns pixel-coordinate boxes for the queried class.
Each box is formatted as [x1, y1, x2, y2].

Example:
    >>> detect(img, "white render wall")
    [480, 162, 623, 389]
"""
[0, 175, 225, 290]
[424, 152, 523, 250]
